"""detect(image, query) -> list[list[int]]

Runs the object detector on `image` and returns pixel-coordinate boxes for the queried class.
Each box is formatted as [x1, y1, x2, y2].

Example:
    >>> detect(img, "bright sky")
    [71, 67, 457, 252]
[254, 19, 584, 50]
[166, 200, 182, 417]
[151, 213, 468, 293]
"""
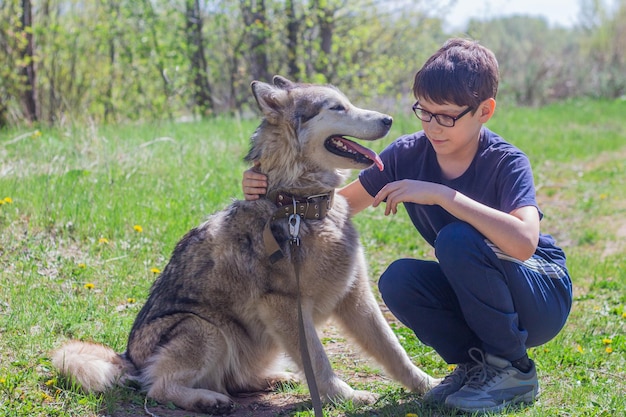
[444, 0, 583, 30]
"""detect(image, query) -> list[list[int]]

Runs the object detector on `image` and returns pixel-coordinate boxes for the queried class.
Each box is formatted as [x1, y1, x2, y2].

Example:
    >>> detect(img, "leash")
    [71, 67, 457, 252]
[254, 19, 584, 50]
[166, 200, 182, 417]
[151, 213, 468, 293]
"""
[263, 192, 329, 417]
[288, 213, 324, 417]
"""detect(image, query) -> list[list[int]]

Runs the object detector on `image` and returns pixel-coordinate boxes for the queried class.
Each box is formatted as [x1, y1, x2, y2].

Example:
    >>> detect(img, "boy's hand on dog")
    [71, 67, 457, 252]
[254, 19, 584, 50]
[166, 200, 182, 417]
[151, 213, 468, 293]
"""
[243, 163, 268, 200]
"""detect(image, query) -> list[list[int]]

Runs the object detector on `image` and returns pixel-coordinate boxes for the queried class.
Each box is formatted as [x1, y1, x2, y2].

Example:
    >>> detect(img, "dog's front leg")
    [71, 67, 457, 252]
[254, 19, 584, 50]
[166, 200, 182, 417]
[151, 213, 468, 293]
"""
[333, 256, 439, 394]
[258, 294, 377, 405]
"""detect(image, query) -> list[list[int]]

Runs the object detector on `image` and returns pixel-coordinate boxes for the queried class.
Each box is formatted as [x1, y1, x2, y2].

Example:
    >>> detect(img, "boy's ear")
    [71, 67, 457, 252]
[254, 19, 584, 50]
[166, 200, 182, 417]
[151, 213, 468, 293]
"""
[478, 98, 496, 123]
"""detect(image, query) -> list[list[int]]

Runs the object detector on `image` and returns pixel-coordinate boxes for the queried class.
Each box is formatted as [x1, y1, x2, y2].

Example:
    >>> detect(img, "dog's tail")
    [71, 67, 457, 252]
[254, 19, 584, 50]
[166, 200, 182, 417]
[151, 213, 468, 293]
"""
[52, 340, 128, 393]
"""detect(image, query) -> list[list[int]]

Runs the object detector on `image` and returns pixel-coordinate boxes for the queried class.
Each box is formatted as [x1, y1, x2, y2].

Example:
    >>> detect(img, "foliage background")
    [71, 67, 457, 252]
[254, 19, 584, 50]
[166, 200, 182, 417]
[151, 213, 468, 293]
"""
[1, 0, 625, 127]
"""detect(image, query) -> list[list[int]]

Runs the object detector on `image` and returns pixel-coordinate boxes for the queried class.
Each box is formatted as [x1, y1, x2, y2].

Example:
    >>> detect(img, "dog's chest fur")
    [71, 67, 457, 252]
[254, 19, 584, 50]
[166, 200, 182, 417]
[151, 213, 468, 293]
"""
[127, 194, 359, 357]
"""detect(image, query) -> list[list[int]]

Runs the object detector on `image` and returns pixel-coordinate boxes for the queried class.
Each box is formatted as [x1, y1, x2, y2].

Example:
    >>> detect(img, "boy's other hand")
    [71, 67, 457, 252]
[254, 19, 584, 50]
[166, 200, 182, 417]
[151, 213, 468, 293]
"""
[242, 164, 267, 200]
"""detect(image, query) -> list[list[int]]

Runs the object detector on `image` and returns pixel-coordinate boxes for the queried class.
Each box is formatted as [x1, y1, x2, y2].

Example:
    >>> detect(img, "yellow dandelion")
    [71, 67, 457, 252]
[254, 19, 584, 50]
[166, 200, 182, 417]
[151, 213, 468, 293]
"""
[84, 283, 95, 290]
[77, 263, 86, 269]
[406, 413, 419, 417]
[605, 346, 613, 354]
[45, 378, 56, 386]
[150, 267, 161, 274]
[622, 312, 626, 319]
[447, 364, 456, 372]
[127, 297, 136, 304]
[41, 392, 53, 402]
[3, 197, 12, 204]
[31, 130, 42, 138]
[602, 338, 612, 345]
[599, 193, 608, 200]
[0, 377, 5, 384]
[576, 344, 584, 353]
[98, 237, 109, 244]
[133, 224, 143, 233]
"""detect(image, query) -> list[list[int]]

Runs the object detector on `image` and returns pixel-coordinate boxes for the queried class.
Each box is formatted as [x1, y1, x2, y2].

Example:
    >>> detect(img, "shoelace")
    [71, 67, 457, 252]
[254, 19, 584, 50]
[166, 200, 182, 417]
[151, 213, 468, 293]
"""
[465, 347, 502, 389]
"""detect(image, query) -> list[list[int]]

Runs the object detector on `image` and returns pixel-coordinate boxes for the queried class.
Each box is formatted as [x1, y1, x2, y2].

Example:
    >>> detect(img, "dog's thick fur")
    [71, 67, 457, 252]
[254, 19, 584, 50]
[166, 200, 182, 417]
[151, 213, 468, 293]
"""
[52, 76, 437, 413]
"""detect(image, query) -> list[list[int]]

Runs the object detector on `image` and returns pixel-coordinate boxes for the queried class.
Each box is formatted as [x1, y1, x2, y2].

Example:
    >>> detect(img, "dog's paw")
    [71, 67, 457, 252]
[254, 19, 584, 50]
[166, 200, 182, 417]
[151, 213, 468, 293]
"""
[265, 371, 300, 389]
[348, 389, 379, 406]
[323, 379, 378, 406]
[409, 375, 441, 394]
[191, 395, 234, 415]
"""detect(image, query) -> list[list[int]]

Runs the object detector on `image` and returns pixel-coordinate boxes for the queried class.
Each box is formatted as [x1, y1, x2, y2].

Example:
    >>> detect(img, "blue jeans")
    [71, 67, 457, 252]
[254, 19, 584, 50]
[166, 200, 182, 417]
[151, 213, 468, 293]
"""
[378, 222, 572, 364]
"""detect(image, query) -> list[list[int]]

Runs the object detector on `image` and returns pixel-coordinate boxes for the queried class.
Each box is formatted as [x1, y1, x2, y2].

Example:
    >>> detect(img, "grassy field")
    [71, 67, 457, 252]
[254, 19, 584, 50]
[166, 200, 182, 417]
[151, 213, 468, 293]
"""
[1, 99, 625, 416]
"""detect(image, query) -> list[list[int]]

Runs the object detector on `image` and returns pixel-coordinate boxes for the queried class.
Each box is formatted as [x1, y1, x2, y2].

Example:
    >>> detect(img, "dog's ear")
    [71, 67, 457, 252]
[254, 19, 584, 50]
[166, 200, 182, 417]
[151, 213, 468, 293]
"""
[251, 80, 288, 125]
[272, 75, 294, 89]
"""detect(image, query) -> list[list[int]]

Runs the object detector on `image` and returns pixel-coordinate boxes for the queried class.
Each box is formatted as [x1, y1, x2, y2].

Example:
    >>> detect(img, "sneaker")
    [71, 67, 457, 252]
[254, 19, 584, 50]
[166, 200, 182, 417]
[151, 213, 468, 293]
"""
[422, 362, 475, 405]
[445, 348, 539, 413]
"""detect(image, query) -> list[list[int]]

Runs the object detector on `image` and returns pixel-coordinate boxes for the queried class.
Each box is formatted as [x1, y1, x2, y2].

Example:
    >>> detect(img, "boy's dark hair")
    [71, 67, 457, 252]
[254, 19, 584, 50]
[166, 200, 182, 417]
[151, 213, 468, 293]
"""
[412, 38, 499, 110]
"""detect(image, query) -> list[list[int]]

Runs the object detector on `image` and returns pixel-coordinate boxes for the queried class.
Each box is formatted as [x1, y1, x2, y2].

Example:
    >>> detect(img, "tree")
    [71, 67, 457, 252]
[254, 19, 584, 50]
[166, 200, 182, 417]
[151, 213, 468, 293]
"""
[285, 0, 300, 79]
[19, 0, 38, 123]
[186, 0, 214, 116]
[579, 0, 626, 98]
[3, 0, 625, 127]
[312, 0, 337, 81]
[241, 0, 270, 82]
[467, 16, 574, 105]
[0, 0, 23, 126]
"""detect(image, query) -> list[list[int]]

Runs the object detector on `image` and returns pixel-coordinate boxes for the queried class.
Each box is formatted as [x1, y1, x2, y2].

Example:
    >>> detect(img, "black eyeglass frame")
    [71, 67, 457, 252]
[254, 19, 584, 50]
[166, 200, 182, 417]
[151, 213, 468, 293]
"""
[411, 101, 474, 127]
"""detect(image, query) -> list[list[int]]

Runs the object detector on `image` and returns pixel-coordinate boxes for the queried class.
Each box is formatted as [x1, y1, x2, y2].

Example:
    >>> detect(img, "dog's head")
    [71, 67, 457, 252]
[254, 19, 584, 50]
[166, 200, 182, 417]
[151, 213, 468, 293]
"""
[246, 76, 391, 189]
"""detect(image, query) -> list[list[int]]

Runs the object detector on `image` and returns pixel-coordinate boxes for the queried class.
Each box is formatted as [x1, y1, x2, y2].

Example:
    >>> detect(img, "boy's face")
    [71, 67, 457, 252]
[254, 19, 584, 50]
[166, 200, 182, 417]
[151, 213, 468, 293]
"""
[415, 97, 495, 159]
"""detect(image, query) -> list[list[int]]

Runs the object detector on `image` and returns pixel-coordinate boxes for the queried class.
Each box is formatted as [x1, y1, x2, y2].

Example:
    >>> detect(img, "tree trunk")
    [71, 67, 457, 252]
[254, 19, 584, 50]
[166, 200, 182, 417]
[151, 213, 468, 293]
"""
[241, 0, 270, 82]
[20, 0, 38, 123]
[141, 0, 172, 120]
[311, 0, 336, 83]
[186, 0, 214, 116]
[0, 98, 7, 128]
[285, 0, 299, 80]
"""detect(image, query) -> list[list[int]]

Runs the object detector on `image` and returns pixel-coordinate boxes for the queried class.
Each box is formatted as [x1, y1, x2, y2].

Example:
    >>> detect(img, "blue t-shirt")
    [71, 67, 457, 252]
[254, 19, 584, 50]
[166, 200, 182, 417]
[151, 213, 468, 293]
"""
[359, 127, 566, 268]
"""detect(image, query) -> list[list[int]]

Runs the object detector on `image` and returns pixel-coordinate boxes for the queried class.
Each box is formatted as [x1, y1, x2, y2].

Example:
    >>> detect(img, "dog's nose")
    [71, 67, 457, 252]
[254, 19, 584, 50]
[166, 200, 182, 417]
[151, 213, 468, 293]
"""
[382, 116, 393, 126]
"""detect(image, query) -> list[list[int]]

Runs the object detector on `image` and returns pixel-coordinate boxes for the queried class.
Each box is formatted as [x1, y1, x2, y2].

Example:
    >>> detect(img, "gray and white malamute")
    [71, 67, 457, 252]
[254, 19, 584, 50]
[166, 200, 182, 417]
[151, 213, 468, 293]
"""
[52, 76, 437, 414]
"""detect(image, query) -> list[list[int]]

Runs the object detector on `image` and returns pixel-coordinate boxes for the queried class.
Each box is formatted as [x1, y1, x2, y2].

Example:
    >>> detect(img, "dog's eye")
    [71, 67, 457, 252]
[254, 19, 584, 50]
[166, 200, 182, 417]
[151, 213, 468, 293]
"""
[329, 105, 346, 111]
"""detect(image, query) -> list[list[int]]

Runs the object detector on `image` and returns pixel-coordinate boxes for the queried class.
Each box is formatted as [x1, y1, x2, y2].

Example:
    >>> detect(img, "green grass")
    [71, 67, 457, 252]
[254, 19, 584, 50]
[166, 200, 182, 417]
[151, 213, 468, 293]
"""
[1, 98, 625, 416]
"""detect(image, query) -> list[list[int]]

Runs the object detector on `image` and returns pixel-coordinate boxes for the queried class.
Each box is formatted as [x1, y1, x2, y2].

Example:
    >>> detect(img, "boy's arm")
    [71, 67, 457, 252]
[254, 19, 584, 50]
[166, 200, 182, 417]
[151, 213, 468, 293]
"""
[337, 179, 374, 216]
[373, 180, 540, 261]
[442, 191, 540, 261]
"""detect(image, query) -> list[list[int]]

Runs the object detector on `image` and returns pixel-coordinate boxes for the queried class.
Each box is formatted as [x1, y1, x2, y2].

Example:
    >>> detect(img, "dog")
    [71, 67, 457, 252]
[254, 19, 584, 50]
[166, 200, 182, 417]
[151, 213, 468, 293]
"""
[52, 76, 437, 414]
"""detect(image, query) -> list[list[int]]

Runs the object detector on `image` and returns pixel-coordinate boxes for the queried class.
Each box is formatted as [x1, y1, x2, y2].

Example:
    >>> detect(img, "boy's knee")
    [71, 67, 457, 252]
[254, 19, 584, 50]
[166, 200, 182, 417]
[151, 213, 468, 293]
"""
[378, 259, 413, 306]
[434, 222, 482, 264]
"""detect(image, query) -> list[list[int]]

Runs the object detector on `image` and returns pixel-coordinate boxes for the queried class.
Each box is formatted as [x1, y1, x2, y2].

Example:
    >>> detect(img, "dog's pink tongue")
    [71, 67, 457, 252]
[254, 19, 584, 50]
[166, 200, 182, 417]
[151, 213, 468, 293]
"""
[372, 153, 384, 171]
[343, 139, 384, 171]
[370, 152, 385, 171]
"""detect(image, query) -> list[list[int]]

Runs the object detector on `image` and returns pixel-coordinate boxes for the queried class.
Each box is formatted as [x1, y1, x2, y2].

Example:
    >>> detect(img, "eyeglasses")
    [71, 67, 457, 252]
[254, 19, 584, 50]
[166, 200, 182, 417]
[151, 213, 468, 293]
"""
[412, 101, 473, 127]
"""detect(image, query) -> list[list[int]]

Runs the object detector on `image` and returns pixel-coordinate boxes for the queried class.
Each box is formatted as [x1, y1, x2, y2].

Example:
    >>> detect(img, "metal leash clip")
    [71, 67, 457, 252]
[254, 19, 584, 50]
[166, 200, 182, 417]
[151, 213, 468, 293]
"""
[289, 197, 301, 246]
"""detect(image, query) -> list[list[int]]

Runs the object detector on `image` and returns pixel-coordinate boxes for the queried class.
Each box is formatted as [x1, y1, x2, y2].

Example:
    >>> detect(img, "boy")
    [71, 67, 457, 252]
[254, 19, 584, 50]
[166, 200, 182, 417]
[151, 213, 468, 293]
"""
[242, 38, 572, 413]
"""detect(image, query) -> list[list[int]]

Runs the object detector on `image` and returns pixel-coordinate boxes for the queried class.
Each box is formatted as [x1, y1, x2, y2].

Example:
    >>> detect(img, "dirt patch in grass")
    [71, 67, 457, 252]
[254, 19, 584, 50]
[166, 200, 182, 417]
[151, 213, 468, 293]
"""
[600, 217, 626, 258]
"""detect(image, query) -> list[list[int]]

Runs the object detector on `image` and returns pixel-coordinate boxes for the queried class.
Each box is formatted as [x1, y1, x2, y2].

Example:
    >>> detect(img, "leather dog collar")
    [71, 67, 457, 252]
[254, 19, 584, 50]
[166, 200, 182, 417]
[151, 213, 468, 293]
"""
[263, 190, 334, 263]
[266, 190, 334, 221]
